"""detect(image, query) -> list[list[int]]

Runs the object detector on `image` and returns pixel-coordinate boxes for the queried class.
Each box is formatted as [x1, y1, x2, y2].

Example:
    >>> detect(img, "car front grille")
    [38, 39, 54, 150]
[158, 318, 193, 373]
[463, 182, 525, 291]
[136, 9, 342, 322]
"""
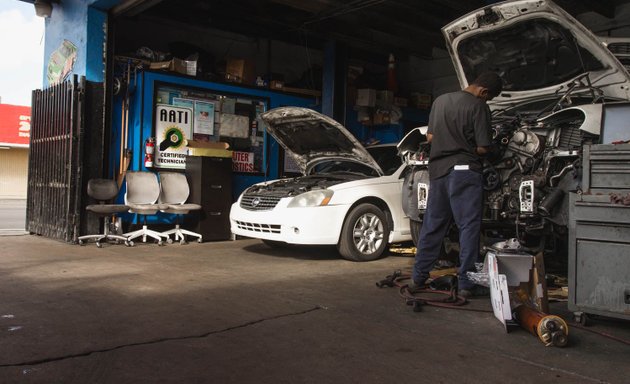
[240, 194, 282, 211]
[235, 221, 281, 234]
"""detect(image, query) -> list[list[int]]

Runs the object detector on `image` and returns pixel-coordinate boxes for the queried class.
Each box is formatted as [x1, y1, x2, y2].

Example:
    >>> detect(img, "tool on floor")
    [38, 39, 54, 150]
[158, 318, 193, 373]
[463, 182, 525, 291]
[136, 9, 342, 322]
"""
[376, 270, 401, 288]
[428, 274, 460, 303]
[513, 304, 569, 347]
[376, 271, 468, 311]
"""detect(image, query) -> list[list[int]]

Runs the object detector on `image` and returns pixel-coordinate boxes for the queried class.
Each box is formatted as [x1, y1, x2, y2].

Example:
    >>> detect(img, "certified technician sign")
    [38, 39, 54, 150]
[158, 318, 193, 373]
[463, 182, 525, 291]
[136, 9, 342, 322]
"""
[155, 105, 192, 169]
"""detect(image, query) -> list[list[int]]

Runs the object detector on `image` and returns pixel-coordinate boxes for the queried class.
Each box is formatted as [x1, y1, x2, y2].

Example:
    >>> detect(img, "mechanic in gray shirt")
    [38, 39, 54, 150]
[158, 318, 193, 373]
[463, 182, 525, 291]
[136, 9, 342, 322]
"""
[411, 72, 503, 298]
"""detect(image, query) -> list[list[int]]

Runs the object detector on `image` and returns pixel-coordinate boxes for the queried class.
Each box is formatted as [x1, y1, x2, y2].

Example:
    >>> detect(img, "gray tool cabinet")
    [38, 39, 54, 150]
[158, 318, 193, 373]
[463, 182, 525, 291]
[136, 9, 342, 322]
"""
[568, 144, 630, 324]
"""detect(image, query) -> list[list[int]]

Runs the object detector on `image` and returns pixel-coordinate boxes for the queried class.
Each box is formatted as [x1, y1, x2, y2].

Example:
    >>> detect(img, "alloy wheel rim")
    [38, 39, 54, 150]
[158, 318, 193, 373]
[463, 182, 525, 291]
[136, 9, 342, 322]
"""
[352, 213, 384, 254]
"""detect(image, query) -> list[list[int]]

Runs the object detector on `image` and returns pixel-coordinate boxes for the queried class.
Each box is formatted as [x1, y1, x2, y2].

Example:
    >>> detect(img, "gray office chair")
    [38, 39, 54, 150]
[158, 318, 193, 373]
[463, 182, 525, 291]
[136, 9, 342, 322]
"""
[122, 171, 169, 246]
[78, 179, 130, 248]
[158, 172, 203, 244]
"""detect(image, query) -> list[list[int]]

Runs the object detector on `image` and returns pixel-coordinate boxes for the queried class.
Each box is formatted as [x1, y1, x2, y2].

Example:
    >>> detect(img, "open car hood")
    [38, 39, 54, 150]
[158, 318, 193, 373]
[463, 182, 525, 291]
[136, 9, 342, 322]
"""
[260, 107, 383, 175]
[442, 0, 630, 107]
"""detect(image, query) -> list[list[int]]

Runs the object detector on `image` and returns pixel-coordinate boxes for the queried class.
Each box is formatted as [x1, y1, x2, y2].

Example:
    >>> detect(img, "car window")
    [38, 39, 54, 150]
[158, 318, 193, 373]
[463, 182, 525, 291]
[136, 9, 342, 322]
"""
[367, 146, 402, 175]
[311, 160, 380, 177]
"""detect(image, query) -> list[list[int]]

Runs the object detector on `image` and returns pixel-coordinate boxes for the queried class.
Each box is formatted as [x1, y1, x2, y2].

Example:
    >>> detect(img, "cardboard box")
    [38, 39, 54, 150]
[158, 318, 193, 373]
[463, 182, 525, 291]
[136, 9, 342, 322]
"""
[394, 97, 408, 107]
[410, 92, 432, 109]
[376, 90, 394, 108]
[225, 58, 255, 84]
[487, 252, 532, 331]
[187, 140, 232, 158]
[356, 88, 376, 107]
[269, 80, 284, 90]
[484, 239, 549, 331]
[356, 106, 371, 125]
[373, 110, 391, 125]
[149, 58, 197, 76]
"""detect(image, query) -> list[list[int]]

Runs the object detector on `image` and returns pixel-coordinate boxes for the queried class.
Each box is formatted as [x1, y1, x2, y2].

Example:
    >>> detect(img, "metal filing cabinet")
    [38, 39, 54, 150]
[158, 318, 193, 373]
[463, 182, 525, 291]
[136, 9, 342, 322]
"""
[568, 144, 630, 323]
[185, 155, 233, 241]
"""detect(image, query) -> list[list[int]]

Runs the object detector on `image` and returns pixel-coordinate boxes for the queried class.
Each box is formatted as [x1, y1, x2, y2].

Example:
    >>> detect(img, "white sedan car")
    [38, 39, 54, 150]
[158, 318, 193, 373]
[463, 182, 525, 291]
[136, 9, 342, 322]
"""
[230, 107, 412, 261]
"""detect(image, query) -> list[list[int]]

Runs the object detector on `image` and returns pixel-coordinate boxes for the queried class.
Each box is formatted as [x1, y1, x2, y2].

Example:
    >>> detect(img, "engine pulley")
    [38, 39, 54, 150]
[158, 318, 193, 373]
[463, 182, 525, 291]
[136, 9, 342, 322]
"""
[483, 167, 501, 191]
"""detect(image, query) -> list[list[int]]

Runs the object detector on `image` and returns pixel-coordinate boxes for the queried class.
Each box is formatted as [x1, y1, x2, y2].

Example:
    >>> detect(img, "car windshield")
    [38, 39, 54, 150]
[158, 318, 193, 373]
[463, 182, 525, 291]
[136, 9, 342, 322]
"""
[367, 145, 402, 175]
[310, 160, 380, 177]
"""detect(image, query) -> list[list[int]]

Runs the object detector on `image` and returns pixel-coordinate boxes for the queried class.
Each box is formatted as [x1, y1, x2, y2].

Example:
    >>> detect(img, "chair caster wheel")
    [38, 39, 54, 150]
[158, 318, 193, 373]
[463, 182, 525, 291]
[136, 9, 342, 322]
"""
[167, 238, 173, 244]
[180, 240, 187, 245]
[78, 239, 84, 246]
[126, 240, 134, 247]
[96, 242, 102, 248]
[157, 240, 164, 246]
[197, 238, 202, 243]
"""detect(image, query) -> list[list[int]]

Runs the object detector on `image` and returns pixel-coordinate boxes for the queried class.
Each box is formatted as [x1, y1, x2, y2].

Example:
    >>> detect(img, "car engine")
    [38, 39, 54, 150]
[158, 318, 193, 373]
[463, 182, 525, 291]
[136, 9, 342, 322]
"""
[482, 105, 598, 236]
[401, 82, 607, 249]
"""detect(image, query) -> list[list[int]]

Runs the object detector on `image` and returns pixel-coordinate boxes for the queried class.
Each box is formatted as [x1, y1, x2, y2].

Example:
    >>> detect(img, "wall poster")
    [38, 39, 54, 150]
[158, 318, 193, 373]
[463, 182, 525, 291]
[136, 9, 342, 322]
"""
[194, 100, 215, 135]
[154, 105, 193, 169]
[154, 82, 268, 174]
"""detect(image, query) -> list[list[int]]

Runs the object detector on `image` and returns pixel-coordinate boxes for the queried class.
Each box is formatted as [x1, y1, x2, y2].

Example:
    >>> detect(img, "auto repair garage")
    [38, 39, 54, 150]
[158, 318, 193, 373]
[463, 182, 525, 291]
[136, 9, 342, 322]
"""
[3, 0, 630, 382]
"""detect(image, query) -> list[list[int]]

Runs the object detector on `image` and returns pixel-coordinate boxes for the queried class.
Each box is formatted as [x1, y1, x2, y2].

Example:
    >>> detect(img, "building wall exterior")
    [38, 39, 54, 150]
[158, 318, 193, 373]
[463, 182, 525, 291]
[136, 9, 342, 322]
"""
[42, 0, 109, 86]
[0, 104, 30, 199]
[0, 148, 28, 199]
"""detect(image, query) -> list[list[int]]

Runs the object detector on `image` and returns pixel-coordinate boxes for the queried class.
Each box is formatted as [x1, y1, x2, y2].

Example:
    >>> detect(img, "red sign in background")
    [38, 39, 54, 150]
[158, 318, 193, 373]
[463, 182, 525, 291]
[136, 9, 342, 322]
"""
[0, 104, 31, 146]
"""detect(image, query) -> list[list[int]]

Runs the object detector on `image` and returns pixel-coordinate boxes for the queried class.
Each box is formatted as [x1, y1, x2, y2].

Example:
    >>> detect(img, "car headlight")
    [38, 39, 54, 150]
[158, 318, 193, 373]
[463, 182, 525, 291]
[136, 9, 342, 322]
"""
[287, 189, 334, 208]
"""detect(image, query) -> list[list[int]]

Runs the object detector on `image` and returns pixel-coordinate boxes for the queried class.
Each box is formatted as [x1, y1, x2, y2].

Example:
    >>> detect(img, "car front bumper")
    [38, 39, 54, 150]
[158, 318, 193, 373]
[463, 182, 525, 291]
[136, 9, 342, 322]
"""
[229, 201, 350, 245]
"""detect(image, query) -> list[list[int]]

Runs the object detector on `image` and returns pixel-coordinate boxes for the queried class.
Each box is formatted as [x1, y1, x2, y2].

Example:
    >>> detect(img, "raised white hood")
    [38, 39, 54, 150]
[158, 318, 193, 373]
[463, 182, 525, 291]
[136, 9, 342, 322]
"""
[442, 0, 630, 108]
[260, 107, 383, 175]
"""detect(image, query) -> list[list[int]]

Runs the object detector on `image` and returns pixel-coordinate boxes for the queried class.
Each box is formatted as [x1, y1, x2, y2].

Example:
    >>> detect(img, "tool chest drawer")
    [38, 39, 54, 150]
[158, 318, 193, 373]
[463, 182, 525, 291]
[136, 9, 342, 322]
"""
[582, 144, 630, 193]
[568, 193, 630, 320]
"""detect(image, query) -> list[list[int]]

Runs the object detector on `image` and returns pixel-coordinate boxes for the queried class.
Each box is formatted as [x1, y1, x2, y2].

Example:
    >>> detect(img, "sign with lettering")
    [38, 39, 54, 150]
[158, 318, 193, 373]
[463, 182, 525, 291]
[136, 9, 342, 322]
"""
[0, 104, 31, 147]
[232, 151, 255, 173]
[155, 105, 193, 169]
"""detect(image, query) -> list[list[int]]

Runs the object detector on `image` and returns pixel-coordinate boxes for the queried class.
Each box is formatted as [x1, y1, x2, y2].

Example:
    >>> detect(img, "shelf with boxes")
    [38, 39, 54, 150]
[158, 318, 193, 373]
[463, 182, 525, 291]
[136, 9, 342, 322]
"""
[115, 53, 322, 98]
[350, 88, 430, 144]
[354, 88, 431, 124]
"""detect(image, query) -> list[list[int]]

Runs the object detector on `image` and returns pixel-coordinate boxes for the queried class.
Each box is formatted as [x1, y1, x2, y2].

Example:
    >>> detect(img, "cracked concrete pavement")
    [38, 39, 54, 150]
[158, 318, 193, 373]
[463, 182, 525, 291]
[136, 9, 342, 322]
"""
[0, 235, 628, 383]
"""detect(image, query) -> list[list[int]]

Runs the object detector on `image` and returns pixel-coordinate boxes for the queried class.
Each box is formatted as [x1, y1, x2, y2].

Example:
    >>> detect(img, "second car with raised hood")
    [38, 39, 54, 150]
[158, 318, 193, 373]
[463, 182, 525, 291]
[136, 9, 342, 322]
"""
[400, 0, 630, 255]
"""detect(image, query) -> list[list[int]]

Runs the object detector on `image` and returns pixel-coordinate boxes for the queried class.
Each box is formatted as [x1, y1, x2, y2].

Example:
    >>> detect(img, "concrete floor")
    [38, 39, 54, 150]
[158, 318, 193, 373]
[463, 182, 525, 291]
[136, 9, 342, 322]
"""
[0, 235, 628, 384]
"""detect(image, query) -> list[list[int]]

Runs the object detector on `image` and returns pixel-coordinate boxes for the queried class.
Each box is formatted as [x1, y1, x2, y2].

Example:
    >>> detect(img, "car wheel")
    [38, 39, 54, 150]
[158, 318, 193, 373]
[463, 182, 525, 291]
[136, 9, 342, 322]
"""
[410, 219, 422, 247]
[338, 203, 389, 262]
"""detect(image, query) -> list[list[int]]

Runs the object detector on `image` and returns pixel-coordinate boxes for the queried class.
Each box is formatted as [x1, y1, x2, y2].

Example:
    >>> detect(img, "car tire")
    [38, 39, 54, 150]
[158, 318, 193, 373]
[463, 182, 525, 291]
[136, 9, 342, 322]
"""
[410, 219, 422, 247]
[338, 203, 389, 262]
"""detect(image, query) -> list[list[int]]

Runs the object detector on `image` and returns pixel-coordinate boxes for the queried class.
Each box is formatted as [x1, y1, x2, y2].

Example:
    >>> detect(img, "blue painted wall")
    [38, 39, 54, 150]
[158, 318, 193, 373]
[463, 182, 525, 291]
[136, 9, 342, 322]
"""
[112, 70, 319, 224]
[42, 0, 109, 86]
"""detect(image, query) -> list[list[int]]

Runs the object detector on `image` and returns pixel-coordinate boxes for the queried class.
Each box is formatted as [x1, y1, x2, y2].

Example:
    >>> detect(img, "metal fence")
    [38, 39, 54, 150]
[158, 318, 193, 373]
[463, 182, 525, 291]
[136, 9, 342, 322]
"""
[26, 76, 86, 242]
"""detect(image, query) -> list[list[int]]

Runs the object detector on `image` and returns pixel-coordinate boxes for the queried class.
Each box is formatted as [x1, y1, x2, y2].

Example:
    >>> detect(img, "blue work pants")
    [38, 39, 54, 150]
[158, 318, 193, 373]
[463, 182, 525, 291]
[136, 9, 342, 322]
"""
[412, 169, 483, 290]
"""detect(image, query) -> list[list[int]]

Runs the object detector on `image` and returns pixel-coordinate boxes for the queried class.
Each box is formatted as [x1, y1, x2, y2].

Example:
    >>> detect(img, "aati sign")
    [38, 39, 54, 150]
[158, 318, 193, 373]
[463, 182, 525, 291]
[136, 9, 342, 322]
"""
[155, 105, 193, 169]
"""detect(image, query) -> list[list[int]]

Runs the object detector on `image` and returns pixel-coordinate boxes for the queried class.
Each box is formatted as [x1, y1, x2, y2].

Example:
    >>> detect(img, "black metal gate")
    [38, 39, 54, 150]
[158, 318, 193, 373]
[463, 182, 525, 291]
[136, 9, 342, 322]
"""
[26, 76, 86, 242]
